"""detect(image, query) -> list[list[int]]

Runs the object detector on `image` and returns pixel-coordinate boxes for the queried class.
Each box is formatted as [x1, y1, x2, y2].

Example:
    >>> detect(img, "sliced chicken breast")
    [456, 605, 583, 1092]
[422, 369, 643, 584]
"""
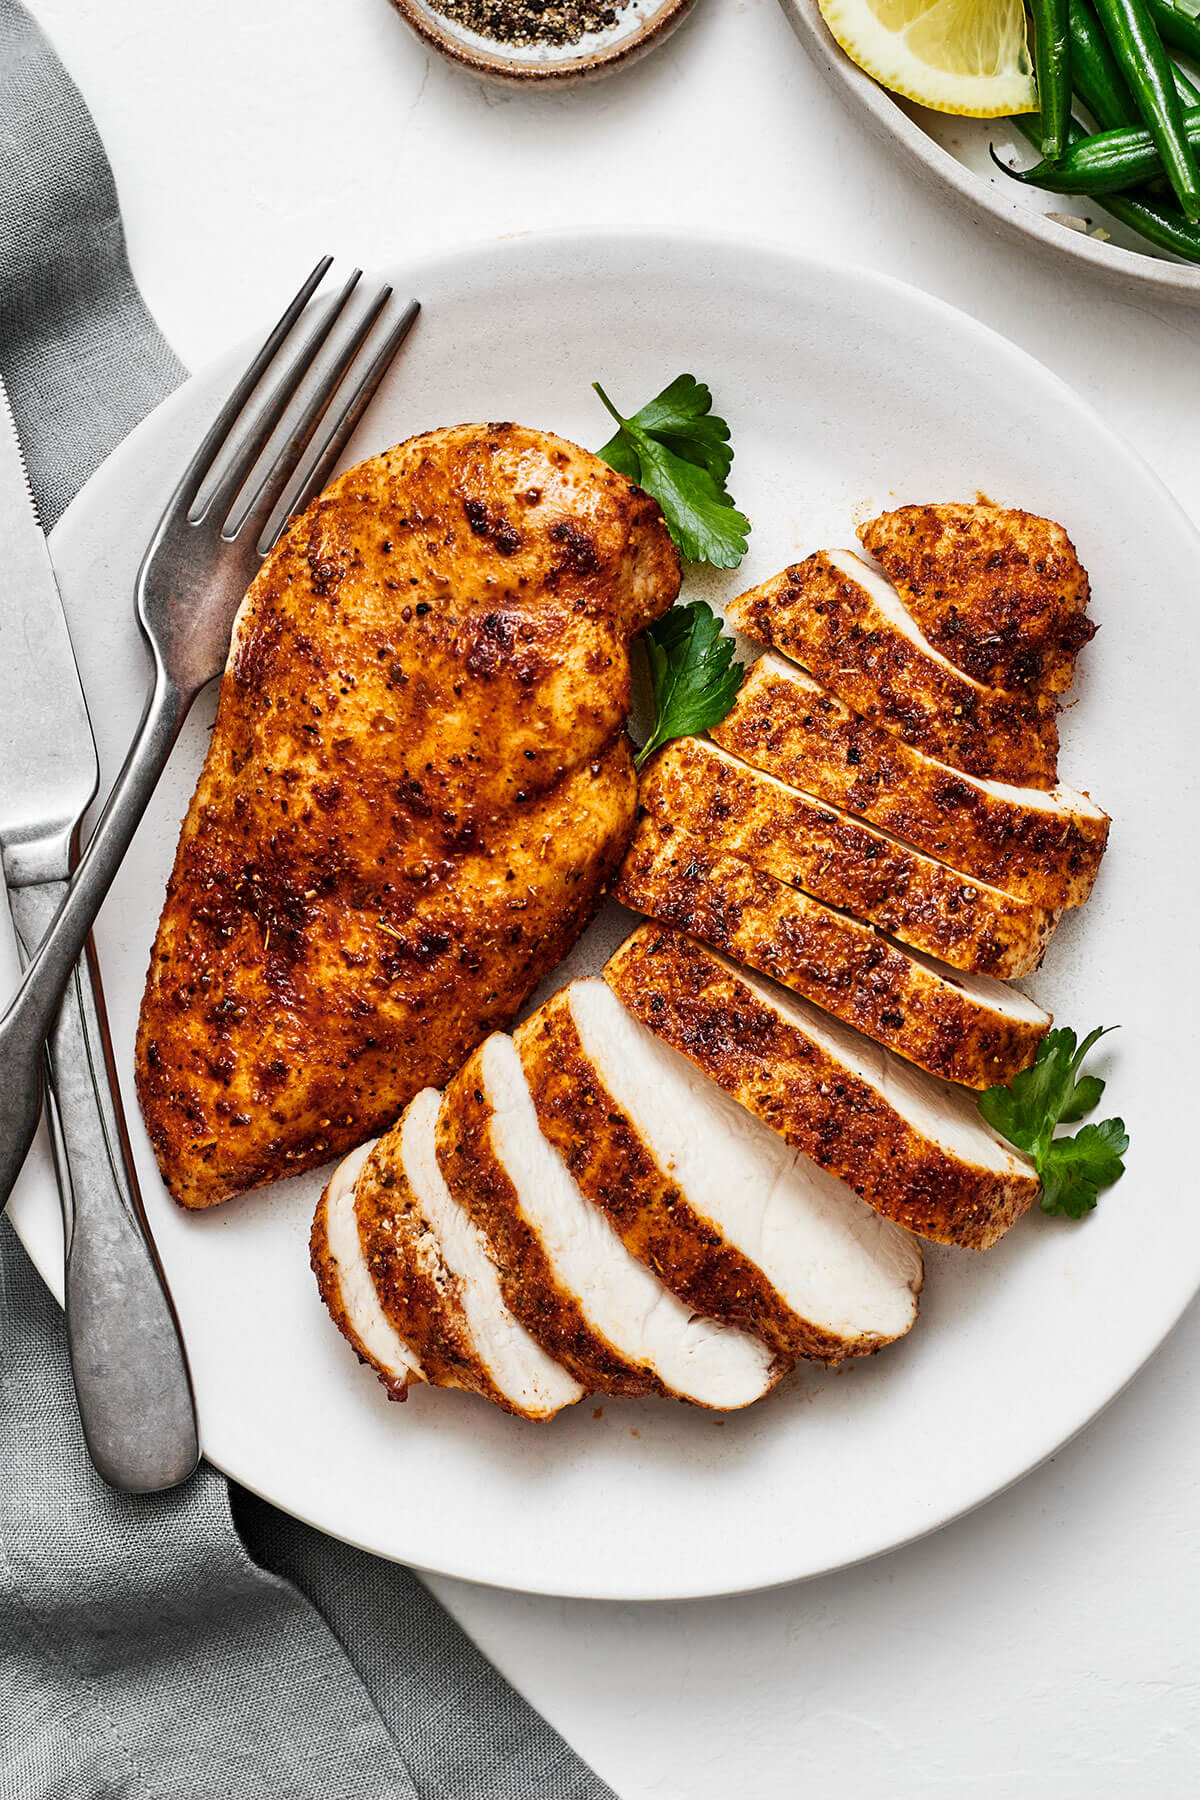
[311, 1139, 423, 1400]
[517, 980, 923, 1364]
[614, 818, 1051, 1089]
[436, 1031, 780, 1408]
[639, 736, 1058, 978]
[350, 1089, 584, 1420]
[859, 504, 1094, 694]
[713, 655, 1109, 910]
[604, 926, 1040, 1250]
[728, 550, 1059, 788]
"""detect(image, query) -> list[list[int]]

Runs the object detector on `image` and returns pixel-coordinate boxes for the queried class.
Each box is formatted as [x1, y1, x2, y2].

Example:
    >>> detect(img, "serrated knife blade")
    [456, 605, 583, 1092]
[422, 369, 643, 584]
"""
[0, 376, 98, 886]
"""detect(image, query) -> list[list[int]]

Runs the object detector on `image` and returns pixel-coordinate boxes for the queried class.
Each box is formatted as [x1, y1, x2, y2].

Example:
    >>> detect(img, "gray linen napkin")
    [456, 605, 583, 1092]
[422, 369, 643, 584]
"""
[0, 5, 615, 1796]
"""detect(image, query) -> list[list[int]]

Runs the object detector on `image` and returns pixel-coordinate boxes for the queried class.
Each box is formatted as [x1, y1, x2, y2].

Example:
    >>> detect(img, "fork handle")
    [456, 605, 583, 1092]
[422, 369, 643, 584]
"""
[9, 879, 199, 1492]
[0, 668, 190, 1209]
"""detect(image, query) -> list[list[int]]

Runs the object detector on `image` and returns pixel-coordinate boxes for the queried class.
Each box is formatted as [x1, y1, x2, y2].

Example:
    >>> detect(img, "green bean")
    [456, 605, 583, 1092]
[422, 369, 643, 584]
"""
[1091, 0, 1200, 215]
[997, 102, 1200, 191]
[1144, 0, 1200, 65]
[1071, 0, 1200, 122]
[1032, 0, 1073, 157]
[1067, 0, 1197, 224]
[1010, 111, 1200, 259]
[1173, 58, 1200, 105]
[1103, 177, 1200, 248]
[1069, 0, 1140, 125]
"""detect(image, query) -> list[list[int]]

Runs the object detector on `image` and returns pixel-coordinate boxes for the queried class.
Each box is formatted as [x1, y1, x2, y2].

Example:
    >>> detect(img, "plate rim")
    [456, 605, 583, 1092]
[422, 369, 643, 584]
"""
[23, 223, 1200, 1599]
[779, 0, 1200, 304]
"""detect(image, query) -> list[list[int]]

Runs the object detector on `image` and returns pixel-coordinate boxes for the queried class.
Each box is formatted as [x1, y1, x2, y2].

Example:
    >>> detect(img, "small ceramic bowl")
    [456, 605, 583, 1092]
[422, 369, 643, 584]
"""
[388, 0, 697, 86]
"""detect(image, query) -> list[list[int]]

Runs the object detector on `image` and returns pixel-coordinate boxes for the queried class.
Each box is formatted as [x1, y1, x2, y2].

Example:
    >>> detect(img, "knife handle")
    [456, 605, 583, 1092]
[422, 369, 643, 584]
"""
[8, 880, 199, 1493]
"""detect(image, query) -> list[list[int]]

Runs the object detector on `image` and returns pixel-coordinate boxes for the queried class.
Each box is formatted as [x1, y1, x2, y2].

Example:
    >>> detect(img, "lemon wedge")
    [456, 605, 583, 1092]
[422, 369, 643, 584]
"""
[817, 0, 1038, 117]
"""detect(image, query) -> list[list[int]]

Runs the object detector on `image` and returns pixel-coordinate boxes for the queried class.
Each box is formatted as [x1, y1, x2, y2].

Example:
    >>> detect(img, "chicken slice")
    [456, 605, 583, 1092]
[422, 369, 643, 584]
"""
[859, 504, 1094, 694]
[728, 551, 1059, 787]
[639, 737, 1058, 978]
[713, 655, 1109, 910]
[614, 818, 1051, 1089]
[605, 926, 1039, 1250]
[311, 1139, 423, 1400]
[517, 980, 923, 1364]
[436, 1031, 780, 1407]
[334, 1088, 584, 1419]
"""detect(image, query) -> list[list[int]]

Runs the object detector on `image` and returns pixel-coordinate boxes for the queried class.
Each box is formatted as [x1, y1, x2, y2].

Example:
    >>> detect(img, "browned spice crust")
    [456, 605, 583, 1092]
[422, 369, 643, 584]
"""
[729, 553, 1059, 788]
[142, 748, 632, 1208]
[613, 819, 1049, 1090]
[603, 926, 1039, 1251]
[860, 504, 1094, 694]
[136, 422, 679, 1209]
[434, 1042, 661, 1397]
[639, 737, 1059, 979]
[518, 994, 896, 1364]
[713, 659, 1109, 910]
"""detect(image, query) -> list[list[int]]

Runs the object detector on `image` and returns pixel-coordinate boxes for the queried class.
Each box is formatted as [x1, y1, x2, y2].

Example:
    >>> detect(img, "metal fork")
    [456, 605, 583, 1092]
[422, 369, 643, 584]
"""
[0, 259, 419, 1212]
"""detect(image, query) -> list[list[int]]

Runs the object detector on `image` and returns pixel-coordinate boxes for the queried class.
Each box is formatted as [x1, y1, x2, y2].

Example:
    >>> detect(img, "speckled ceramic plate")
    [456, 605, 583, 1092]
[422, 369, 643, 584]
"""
[9, 229, 1199, 1597]
[781, 0, 1200, 302]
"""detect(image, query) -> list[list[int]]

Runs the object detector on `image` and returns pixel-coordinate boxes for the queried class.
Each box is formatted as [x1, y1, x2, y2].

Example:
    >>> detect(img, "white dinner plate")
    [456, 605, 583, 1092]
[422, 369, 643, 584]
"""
[9, 229, 1199, 1599]
[781, 0, 1200, 303]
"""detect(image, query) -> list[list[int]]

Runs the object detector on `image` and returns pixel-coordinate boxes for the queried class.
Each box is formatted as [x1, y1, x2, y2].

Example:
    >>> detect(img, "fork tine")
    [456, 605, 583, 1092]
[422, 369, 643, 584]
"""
[193, 267, 365, 527]
[221, 282, 395, 543]
[164, 256, 332, 517]
[258, 299, 421, 556]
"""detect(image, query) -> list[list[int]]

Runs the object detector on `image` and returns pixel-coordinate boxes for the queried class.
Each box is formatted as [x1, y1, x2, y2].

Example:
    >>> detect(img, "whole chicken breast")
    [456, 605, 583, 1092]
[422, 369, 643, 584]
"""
[136, 423, 679, 1208]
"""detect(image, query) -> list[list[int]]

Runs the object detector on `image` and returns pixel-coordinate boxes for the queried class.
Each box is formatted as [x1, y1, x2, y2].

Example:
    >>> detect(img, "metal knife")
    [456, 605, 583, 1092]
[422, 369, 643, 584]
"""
[0, 375, 198, 1492]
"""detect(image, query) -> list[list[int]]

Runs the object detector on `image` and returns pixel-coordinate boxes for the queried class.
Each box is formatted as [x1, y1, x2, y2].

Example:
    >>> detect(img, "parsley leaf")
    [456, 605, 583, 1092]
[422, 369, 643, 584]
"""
[637, 600, 744, 768]
[1040, 1119, 1129, 1218]
[593, 376, 750, 569]
[979, 1025, 1127, 1218]
[613, 374, 735, 484]
[979, 1026, 1110, 1156]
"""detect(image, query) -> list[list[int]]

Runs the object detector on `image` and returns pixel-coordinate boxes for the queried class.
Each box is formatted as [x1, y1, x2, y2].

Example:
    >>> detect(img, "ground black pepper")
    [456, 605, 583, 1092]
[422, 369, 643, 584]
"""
[429, 0, 628, 47]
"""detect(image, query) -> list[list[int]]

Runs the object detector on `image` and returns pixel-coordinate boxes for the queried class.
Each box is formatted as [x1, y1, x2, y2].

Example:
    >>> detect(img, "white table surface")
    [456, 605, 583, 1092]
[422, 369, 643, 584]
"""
[32, 0, 1200, 1791]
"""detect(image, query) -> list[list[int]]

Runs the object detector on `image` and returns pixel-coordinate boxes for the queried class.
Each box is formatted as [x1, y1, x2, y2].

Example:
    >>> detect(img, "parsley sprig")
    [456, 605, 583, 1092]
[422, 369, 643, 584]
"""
[978, 1026, 1128, 1218]
[636, 601, 744, 769]
[594, 375, 751, 569]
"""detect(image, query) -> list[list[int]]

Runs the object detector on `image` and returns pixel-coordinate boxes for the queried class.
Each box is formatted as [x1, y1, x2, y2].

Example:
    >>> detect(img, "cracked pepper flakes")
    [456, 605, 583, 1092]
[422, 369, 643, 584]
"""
[429, 0, 627, 47]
